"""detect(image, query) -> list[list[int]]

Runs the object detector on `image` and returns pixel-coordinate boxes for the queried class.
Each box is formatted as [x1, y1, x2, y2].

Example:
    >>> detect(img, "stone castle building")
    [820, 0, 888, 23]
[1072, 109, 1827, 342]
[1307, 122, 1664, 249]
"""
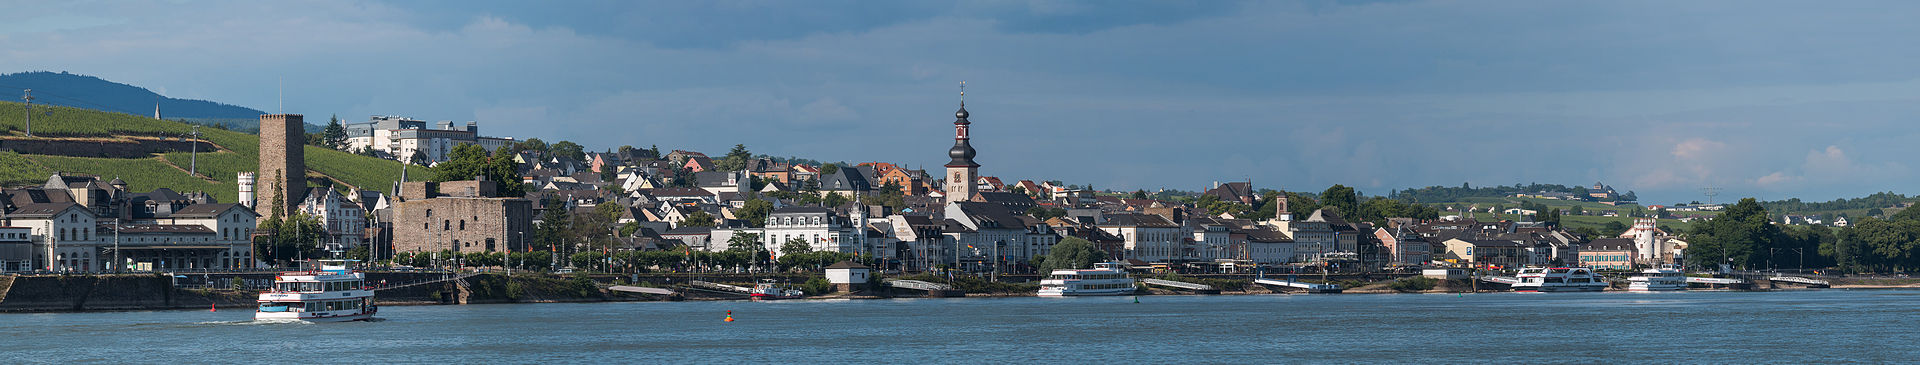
[391, 179, 533, 254]
[257, 114, 306, 217]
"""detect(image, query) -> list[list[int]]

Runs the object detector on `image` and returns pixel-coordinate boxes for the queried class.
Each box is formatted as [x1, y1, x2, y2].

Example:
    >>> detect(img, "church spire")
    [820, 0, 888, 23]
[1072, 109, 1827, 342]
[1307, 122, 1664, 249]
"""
[946, 82, 977, 168]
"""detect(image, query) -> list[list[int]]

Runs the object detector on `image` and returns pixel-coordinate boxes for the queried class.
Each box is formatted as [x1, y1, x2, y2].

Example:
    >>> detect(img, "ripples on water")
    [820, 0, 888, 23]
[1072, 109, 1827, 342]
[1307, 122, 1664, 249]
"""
[4, 290, 1919, 363]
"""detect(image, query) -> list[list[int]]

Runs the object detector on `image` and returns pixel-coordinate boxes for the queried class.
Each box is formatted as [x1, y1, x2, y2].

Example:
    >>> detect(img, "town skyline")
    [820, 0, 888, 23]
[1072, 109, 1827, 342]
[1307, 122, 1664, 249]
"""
[4, 1, 1919, 204]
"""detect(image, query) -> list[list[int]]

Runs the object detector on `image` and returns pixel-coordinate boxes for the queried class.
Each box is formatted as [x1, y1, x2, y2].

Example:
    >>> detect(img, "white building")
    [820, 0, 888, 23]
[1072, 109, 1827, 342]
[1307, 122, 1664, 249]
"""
[762, 207, 860, 256]
[1096, 213, 1184, 262]
[0, 227, 32, 272]
[9, 203, 100, 272]
[298, 186, 368, 251]
[344, 116, 514, 164]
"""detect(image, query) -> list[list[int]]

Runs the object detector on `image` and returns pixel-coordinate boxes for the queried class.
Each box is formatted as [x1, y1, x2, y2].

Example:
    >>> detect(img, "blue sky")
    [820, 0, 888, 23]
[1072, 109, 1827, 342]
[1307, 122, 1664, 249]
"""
[3, 0, 1918, 204]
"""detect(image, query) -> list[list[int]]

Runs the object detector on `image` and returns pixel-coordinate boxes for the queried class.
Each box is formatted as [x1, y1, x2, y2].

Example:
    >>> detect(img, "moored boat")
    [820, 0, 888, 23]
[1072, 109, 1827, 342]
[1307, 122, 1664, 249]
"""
[1037, 262, 1136, 297]
[1628, 266, 1688, 292]
[256, 260, 377, 322]
[749, 280, 805, 300]
[1512, 267, 1609, 292]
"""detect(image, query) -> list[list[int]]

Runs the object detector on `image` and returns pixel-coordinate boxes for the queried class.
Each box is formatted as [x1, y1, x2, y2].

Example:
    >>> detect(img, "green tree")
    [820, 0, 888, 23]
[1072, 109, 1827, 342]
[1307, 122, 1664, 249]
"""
[725, 232, 768, 269]
[516, 138, 549, 156]
[680, 211, 716, 227]
[819, 163, 840, 176]
[717, 144, 752, 171]
[551, 140, 586, 161]
[781, 237, 812, 256]
[1285, 192, 1321, 219]
[252, 213, 327, 266]
[535, 197, 572, 255]
[1684, 198, 1777, 270]
[429, 144, 525, 197]
[823, 192, 849, 208]
[1320, 185, 1358, 217]
[1039, 237, 1106, 272]
[322, 114, 348, 150]
[738, 199, 774, 227]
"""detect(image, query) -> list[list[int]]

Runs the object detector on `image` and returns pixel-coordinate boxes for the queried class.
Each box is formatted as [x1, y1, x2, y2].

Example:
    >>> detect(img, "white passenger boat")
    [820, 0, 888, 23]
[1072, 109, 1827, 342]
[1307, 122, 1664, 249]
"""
[256, 260, 377, 322]
[1512, 267, 1609, 292]
[1627, 266, 1688, 292]
[1037, 262, 1136, 297]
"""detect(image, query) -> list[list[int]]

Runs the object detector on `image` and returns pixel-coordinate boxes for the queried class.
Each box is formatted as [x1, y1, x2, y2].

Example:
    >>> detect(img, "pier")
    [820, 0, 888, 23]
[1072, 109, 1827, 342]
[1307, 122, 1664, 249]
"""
[1141, 278, 1219, 294]
[1252, 278, 1342, 293]
[882, 279, 963, 297]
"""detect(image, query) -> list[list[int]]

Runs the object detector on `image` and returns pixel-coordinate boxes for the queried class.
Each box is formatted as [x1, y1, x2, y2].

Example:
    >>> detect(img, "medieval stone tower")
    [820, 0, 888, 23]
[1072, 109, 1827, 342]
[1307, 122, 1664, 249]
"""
[257, 114, 306, 217]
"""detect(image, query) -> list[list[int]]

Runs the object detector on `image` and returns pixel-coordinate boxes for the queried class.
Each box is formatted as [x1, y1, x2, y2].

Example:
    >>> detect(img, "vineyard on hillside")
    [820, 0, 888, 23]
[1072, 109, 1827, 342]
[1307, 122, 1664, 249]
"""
[0, 101, 409, 197]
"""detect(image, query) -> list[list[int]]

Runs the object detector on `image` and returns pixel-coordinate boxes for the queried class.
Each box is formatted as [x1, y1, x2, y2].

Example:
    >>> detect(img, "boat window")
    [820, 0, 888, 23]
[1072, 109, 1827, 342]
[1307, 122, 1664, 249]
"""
[258, 303, 291, 312]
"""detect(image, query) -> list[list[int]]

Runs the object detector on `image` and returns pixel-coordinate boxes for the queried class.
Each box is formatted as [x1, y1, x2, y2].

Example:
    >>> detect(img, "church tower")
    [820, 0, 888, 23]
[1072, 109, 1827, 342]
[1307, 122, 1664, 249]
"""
[943, 85, 979, 201]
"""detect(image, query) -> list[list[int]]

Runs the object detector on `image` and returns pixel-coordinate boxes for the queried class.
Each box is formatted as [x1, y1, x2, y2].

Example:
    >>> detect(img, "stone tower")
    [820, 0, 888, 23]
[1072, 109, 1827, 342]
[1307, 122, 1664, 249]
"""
[257, 114, 306, 217]
[943, 100, 978, 201]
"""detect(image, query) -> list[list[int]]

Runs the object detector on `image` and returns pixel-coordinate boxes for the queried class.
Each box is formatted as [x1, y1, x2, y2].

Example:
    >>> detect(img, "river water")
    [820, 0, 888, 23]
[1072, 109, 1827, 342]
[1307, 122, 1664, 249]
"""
[5, 289, 1918, 363]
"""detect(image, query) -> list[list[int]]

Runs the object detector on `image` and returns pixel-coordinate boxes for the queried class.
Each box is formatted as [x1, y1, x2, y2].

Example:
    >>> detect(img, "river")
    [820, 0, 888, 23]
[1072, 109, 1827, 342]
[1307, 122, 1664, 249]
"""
[5, 289, 1918, 363]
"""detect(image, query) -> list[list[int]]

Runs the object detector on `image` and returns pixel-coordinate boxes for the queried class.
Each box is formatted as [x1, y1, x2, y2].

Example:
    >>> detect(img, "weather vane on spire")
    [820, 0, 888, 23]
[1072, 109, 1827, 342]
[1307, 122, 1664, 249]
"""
[959, 81, 966, 104]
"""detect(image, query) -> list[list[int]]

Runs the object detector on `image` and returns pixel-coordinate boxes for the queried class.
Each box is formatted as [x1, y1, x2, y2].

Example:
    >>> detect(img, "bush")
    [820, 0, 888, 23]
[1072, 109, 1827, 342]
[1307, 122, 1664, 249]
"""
[801, 277, 833, 295]
[1388, 277, 1438, 292]
[568, 274, 598, 298]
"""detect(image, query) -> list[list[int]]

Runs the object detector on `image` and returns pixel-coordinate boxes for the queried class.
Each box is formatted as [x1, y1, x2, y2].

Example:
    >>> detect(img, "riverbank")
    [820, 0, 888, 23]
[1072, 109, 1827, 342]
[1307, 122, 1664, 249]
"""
[13, 272, 1901, 313]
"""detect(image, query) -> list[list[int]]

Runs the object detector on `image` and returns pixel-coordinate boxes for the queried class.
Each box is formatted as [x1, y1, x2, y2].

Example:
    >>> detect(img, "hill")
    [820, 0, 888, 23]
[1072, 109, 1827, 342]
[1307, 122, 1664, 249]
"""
[0, 71, 318, 132]
[0, 100, 409, 203]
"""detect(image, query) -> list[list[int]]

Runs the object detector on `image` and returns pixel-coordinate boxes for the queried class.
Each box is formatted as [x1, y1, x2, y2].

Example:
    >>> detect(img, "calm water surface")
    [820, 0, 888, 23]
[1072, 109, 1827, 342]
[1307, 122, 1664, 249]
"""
[5, 289, 1919, 363]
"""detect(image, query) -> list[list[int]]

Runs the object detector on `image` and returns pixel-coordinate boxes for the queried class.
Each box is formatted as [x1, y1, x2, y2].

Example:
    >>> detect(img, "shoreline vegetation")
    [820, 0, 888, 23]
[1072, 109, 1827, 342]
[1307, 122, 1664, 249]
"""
[6, 271, 1918, 314]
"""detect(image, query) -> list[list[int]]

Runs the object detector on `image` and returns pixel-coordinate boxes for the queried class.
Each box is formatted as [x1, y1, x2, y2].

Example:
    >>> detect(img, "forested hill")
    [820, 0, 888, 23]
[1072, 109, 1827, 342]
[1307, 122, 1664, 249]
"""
[0, 71, 268, 124]
[1760, 192, 1912, 215]
[1392, 183, 1589, 203]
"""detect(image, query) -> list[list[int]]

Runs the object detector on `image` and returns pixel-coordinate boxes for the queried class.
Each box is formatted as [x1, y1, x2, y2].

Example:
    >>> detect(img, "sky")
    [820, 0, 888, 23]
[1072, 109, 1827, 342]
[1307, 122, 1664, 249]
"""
[1, 0, 1917, 204]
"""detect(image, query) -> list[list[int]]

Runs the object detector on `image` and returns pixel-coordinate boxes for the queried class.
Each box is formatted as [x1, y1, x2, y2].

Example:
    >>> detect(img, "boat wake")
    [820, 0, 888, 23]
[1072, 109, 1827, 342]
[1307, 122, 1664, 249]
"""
[196, 319, 315, 326]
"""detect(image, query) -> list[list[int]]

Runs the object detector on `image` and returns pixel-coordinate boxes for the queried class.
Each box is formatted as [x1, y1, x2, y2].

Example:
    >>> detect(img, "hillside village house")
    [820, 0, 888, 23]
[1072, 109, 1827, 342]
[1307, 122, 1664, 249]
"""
[1375, 227, 1431, 266]
[1441, 238, 1526, 269]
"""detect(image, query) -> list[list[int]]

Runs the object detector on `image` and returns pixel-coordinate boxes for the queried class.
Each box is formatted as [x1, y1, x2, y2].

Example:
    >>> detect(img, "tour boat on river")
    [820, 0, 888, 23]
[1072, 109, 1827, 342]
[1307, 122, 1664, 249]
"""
[1038, 262, 1136, 297]
[1512, 267, 1610, 292]
[1627, 266, 1689, 292]
[256, 260, 377, 322]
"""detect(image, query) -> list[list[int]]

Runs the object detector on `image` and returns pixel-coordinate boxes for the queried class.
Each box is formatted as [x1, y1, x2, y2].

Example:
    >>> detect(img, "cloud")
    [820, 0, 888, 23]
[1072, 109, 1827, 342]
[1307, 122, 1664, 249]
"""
[8, 1, 1920, 204]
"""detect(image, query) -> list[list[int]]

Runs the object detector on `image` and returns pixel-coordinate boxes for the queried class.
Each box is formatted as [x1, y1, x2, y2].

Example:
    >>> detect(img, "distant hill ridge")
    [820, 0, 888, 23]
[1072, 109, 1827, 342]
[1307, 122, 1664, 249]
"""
[0, 71, 263, 118]
[0, 71, 321, 132]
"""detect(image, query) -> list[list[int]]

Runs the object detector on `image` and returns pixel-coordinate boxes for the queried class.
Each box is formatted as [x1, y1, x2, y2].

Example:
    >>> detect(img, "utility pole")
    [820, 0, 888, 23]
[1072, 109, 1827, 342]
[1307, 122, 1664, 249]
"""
[112, 219, 121, 273]
[189, 125, 201, 176]
[22, 89, 33, 137]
